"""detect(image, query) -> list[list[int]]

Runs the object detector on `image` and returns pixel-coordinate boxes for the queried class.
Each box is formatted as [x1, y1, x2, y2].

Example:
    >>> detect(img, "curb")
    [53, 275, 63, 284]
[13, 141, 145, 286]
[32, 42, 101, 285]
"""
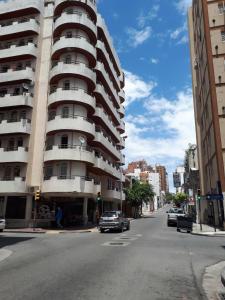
[221, 268, 225, 287]
[4, 228, 98, 235]
[191, 232, 225, 237]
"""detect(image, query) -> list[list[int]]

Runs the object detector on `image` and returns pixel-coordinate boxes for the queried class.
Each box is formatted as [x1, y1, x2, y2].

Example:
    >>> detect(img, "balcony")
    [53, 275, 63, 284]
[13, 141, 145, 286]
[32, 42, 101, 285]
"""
[44, 145, 95, 165]
[0, 67, 35, 84]
[54, 12, 97, 43]
[120, 153, 125, 165]
[97, 15, 121, 76]
[0, 19, 40, 38]
[0, 119, 31, 135]
[42, 175, 98, 194]
[0, 43, 38, 62]
[96, 41, 120, 90]
[118, 105, 125, 117]
[94, 84, 120, 125]
[118, 90, 125, 103]
[52, 36, 96, 67]
[0, 0, 42, 15]
[46, 114, 95, 137]
[94, 156, 121, 179]
[48, 88, 95, 112]
[54, 0, 97, 21]
[0, 147, 28, 163]
[95, 62, 120, 108]
[0, 93, 33, 109]
[94, 107, 120, 142]
[0, 177, 26, 194]
[50, 61, 96, 90]
[117, 121, 125, 133]
[94, 131, 121, 160]
[102, 188, 123, 201]
[117, 137, 125, 149]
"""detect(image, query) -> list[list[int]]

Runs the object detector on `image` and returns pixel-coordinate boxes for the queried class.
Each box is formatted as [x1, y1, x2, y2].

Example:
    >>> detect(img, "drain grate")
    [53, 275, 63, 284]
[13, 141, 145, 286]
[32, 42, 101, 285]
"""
[110, 242, 124, 245]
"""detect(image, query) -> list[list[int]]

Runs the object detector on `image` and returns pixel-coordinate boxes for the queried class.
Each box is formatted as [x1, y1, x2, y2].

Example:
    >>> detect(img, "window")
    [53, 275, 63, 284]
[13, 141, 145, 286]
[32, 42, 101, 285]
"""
[4, 166, 12, 180]
[17, 138, 23, 148]
[65, 55, 71, 64]
[218, 3, 225, 14]
[66, 8, 73, 14]
[45, 165, 53, 179]
[10, 111, 18, 122]
[20, 110, 26, 120]
[14, 166, 21, 177]
[0, 113, 4, 122]
[62, 106, 69, 118]
[13, 87, 20, 96]
[1, 65, 9, 73]
[16, 63, 23, 71]
[221, 31, 225, 42]
[18, 39, 25, 46]
[0, 89, 7, 97]
[61, 135, 68, 148]
[66, 31, 72, 38]
[48, 110, 56, 121]
[59, 163, 67, 179]
[8, 139, 15, 150]
[63, 80, 70, 90]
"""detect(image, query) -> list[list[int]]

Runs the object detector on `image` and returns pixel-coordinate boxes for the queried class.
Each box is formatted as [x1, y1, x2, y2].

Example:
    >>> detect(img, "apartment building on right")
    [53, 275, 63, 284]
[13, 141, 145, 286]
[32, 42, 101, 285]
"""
[188, 0, 225, 227]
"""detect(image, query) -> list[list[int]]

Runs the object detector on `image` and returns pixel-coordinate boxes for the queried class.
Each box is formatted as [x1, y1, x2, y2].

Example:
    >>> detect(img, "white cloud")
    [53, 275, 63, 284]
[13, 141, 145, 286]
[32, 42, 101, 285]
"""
[126, 26, 152, 47]
[137, 5, 160, 28]
[150, 58, 159, 64]
[175, 0, 192, 14]
[123, 70, 196, 189]
[124, 70, 156, 107]
[170, 22, 188, 45]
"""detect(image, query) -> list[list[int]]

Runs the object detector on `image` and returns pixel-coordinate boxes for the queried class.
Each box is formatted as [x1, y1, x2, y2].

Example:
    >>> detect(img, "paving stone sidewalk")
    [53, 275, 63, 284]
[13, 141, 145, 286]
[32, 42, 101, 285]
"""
[192, 223, 225, 237]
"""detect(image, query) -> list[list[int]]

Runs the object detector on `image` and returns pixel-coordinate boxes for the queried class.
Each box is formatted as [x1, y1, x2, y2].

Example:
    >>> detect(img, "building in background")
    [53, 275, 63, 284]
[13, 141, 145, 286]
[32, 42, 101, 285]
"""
[155, 165, 169, 194]
[0, 0, 125, 228]
[189, 0, 225, 227]
[173, 166, 185, 193]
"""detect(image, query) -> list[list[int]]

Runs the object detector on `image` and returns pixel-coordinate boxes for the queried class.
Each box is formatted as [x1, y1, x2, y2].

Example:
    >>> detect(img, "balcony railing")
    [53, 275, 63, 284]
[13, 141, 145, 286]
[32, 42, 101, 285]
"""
[45, 144, 93, 152]
[48, 113, 93, 124]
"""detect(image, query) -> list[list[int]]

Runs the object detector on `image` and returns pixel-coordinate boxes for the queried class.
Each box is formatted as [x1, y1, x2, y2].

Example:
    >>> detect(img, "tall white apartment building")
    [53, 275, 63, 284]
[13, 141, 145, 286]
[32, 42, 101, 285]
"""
[0, 0, 125, 227]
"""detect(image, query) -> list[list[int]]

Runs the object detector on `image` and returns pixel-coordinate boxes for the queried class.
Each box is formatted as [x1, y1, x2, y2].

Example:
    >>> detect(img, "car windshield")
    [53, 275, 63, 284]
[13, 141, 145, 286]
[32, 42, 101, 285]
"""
[102, 212, 118, 217]
[169, 208, 183, 214]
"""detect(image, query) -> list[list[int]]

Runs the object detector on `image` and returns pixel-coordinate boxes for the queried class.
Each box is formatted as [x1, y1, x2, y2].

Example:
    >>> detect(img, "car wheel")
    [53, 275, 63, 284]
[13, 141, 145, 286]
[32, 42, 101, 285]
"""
[177, 228, 180, 232]
[126, 223, 130, 231]
[167, 222, 170, 227]
[100, 228, 104, 233]
[0, 229, 3, 232]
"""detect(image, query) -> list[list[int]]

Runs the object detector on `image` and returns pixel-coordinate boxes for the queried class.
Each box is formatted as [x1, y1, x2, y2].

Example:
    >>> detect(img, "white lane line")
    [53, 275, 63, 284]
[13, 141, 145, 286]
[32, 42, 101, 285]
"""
[0, 249, 12, 262]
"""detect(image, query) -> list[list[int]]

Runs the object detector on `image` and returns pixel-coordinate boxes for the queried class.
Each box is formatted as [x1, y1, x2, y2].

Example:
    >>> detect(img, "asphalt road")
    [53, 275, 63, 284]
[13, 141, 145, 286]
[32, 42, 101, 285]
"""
[1, 207, 225, 300]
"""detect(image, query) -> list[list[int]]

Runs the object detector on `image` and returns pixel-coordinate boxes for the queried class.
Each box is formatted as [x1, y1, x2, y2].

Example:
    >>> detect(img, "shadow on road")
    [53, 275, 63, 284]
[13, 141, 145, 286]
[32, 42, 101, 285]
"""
[0, 236, 34, 248]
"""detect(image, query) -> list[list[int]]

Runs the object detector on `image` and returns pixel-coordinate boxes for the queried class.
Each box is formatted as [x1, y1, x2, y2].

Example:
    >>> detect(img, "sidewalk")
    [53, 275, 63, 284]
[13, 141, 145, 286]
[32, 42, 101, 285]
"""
[192, 223, 225, 237]
[4, 226, 99, 234]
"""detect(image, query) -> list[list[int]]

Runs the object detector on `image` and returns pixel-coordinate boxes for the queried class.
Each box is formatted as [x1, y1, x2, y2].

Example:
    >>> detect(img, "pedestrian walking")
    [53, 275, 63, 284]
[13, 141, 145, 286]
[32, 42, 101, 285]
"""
[55, 206, 63, 228]
[95, 209, 100, 226]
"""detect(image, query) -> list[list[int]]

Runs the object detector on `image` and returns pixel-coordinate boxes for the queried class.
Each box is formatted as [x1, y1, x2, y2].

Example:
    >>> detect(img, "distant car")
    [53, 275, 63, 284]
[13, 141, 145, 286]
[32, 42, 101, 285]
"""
[99, 211, 130, 233]
[167, 208, 185, 226]
[0, 218, 5, 232]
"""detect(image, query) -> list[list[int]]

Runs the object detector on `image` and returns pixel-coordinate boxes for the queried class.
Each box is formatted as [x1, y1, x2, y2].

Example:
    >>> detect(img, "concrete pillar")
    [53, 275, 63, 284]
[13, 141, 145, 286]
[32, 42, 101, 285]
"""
[83, 197, 88, 225]
[25, 195, 33, 221]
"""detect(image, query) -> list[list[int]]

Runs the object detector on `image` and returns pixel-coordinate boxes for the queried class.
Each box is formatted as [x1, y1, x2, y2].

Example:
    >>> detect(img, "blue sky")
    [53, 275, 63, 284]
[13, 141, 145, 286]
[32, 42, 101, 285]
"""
[98, 0, 195, 189]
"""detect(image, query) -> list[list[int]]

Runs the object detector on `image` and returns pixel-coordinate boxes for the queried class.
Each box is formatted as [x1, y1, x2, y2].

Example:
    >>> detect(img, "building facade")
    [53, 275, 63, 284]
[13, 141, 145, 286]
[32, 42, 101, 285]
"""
[155, 165, 169, 193]
[189, 0, 225, 227]
[0, 0, 125, 228]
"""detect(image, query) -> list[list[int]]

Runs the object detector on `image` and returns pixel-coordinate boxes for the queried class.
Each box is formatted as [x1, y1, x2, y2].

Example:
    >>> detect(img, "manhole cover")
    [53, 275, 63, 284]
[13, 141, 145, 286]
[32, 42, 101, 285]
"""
[102, 241, 130, 247]
[114, 236, 138, 241]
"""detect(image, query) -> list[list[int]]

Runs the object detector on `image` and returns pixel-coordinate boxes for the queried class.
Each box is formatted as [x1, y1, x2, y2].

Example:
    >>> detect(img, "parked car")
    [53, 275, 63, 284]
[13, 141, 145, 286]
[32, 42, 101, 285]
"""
[99, 211, 130, 233]
[0, 218, 5, 232]
[167, 208, 185, 226]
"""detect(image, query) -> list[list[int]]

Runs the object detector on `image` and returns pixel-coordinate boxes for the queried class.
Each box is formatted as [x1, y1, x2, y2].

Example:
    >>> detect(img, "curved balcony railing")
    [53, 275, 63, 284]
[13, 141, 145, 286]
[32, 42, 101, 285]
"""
[94, 83, 120, 125]
[94, 130, 121, 160]
[54, 12, 97, 43]
[102, 187, 124, 201]
[0, 67, 35, 84]
[46, 114, 95, 137]
[94, 107, 120, 142]
[54, 0, 97, 22]
[48, 87, 95, 111]
[0, 0, 43, 15]
[0, 177, 26, 193]
[0, 119, 31, 135]
[49, 61, 96, 90]
[118, 90, 125, 103]
[0, 43, 38, 61]
[118, 105, 125, 117]
[52, 36, 96, 67]
[94, 155, 121, 179]
[95, 62, 120, 108]
[97, 41, 120, 90]
[42, 175, 98, 194]
[0, 147, 28, 163]
[0, 93, 33, 108]
[0, 18, 40, 37]
[117, 121, 125, 133]
[44, 144, 95, 164]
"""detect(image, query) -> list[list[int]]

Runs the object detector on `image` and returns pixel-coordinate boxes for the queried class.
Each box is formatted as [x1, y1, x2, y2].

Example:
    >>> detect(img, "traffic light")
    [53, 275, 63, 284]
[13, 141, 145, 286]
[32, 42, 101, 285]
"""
[197, 189, 201, 201]
[96, 192, 101, 202]
[35, 189, 41, 201]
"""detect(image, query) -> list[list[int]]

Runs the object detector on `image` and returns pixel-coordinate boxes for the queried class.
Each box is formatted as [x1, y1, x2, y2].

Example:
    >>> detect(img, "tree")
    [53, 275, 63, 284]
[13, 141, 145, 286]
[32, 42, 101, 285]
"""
[165, 192, 174, 203]
[173, 192, 187, 207]
[124, 180, 155, 218]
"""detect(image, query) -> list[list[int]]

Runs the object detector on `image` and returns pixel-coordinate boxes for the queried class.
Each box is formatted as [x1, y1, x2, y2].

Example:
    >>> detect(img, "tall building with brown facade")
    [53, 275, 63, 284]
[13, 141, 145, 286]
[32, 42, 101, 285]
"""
[189, 0, 225, 227]
[0, 0, 125, 228]
[155, 165, 169, 193]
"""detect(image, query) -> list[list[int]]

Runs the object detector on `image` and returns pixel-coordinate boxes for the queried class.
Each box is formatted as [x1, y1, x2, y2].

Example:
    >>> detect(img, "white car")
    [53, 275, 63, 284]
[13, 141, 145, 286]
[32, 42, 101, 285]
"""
[0, 218, 5, 232]
[167, 208, 185, 226]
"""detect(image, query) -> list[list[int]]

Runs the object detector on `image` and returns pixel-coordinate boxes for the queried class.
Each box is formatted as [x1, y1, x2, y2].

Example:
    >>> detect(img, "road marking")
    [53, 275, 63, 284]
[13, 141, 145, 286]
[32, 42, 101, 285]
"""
[102, 241, 130, 247]
[0, 249, 12, 262]
[114, 236, 138, 241]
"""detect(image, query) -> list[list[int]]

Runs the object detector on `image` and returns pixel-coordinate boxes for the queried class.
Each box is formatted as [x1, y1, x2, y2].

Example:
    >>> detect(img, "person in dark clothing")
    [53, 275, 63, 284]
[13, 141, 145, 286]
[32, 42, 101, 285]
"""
[55, 206, 63, 228]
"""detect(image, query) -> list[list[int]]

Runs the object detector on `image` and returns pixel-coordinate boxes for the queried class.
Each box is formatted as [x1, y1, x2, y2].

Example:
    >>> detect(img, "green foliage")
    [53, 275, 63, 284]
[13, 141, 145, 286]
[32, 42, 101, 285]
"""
[173, 192, 187, 206]
[124, 180, 155, 209]
[165, 192, 174, 202]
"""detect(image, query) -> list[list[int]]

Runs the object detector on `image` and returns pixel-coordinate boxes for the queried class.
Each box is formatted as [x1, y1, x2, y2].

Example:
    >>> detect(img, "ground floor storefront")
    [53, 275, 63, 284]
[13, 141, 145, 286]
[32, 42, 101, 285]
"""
[0, 194, 121, 228]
